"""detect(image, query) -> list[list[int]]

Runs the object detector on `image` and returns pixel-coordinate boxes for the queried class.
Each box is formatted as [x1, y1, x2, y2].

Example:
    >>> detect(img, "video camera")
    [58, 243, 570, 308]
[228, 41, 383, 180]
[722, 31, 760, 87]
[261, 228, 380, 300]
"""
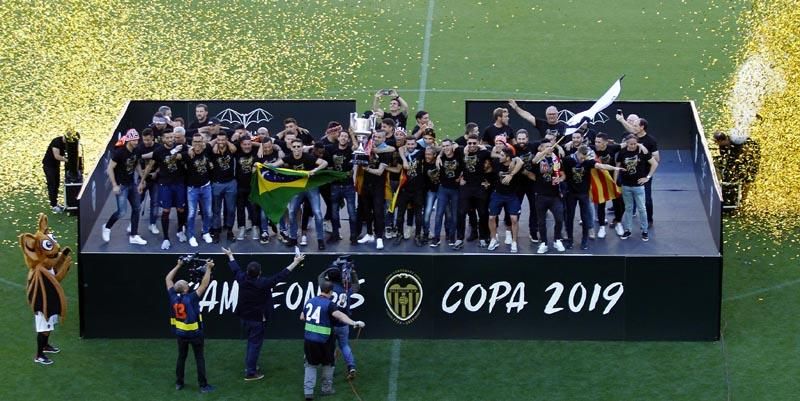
[329, 255, 355, 287]
[179, 253, 211, 282]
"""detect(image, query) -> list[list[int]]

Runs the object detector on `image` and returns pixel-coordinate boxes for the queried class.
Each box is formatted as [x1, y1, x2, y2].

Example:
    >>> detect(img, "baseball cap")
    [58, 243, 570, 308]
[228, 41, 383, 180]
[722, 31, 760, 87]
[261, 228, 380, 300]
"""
[209, 118, 221, 125]
[122, 129, 140, 143]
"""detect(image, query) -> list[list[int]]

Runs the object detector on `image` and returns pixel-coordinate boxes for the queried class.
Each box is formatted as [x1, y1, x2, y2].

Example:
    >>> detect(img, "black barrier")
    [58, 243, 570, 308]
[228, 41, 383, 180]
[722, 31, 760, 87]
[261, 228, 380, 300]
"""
[79, 252, 720, 341]
[465, 100, 696, 149]
[689, 102, 723, 253]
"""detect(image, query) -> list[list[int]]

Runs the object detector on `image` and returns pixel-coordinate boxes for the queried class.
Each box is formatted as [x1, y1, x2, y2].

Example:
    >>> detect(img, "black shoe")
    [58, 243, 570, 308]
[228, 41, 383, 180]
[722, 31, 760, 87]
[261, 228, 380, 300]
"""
[467, 231, 478, 242]
[327, 233, 342, 244]
[318, 242, 326, 250]
[175, 383, 184, 391]
[641, 232, 649, 242]
[226, 229, 235, 242]
[199, 384, 215, 393]
[211, 231, 221, 244]
[621, 231, 632, 240]
[430, 238, 441, 247]
[564, 239, 574, 250]
[393, 235, 402, 245]
[347, 366, 357, 380]
[287, 238, 298, 247]
[259, 232, 270, 244]
[580, 238, 589, 250]
[414, 236, 424, 247]
[245, 373, 265, 381]
[350, 237, 358, 245]
[42, 344, 60, 354]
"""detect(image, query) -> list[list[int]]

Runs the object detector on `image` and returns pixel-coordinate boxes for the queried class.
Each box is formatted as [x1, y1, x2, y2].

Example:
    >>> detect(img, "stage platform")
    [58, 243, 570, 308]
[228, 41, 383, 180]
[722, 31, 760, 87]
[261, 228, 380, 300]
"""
[76, 99, 722, 342]
[82, 150, 717, 257]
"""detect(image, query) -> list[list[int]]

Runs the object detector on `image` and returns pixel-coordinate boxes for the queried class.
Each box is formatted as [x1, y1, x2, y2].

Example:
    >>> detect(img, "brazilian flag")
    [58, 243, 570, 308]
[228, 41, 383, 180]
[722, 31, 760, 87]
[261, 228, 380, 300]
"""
[249, 163, 349, 222]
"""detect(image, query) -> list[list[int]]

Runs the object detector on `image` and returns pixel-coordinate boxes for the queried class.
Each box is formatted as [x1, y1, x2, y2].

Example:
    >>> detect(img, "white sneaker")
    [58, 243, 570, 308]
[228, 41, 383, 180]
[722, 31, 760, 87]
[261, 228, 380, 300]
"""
[588, 229, 596, 239]
[385, 229, 395, 239]
[237, 228, 245, 241]
[51, 205, 65, 213]
[300, 235, 308, 246]
[504, 230, 512, 245]
[129, 235, 147, 245]
[488, 238, 499, 251]
[357, 234, 375, 244]
[202, 233, 213, 244]
[176, 230, 187, 243]
[251, 227, 259, 240]
[614, 223, 624, 236]
[126, 223, 131, 234]
[554, 240, 566, 252]
[149, 224, 160, 235]
[479, 239, 488, 248]
[597, 226, 607, 239]
[510, 241, 518, 253]
[537, 243, 548, 254]
[376, 238, 384, 250]
[161, 239, 171, 250]
[189, 237, 199, 247]
[323, 220, 333, 233]
[102, 227, 111, 242]
[404, 226, 412, 239]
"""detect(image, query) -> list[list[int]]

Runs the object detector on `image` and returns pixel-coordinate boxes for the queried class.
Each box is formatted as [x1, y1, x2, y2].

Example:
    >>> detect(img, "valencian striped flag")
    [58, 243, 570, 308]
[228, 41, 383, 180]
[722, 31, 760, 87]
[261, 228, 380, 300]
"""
[249, 163, 348, 222]
[589, 168, 621, 204]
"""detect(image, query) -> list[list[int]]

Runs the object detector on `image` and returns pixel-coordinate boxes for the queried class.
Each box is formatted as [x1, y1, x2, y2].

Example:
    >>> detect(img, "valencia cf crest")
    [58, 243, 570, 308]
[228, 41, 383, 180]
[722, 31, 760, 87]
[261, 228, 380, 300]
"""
[384, 270, 423, 325]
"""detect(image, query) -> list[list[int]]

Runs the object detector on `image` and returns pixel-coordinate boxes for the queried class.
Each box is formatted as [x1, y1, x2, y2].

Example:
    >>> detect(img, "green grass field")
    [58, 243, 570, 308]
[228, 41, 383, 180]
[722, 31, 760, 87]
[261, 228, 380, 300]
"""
[4, 1, 800, 400]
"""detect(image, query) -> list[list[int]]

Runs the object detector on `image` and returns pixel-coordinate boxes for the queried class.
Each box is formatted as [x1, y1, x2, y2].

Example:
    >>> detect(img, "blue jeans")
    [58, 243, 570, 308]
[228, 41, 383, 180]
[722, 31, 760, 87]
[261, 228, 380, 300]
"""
[242, 319, 265, 376]
[139, 180, 160, 225]
[334, 325, 356, 369]
[423, 191, 437, 234]
[622, 185, 648, 232]
[105, 183, 141, 235]
[212, 180, 237, 230]
[187, 184, 212, 240]
[434, 186, 458, 239]
[330, 183, 357, 239]
[565, 192, 592, 241]
[289, 188, 323, 240]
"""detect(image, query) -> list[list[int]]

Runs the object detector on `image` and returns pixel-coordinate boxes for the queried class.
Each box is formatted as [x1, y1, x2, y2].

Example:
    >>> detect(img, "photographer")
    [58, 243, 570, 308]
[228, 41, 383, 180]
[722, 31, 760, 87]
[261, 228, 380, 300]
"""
[302, 280, 365, 401]
[221, 247, 305, 381]
[165, 256, 215, 393]
[318, 256, 361, 379]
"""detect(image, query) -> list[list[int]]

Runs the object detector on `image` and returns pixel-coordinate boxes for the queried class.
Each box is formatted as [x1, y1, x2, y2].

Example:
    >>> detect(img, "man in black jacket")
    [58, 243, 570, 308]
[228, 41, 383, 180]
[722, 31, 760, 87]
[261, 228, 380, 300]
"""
[222, 247, 305, 381]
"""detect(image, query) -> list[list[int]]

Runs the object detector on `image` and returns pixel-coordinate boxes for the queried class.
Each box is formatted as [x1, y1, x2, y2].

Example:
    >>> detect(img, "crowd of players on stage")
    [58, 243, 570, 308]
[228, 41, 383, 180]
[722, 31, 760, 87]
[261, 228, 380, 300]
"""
[86, 90, 660, 253]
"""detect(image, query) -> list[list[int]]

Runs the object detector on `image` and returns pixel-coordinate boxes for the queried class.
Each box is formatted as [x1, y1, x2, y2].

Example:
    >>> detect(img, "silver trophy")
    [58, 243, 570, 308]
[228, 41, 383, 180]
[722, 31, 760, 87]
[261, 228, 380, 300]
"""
[350, 112, 376, 166]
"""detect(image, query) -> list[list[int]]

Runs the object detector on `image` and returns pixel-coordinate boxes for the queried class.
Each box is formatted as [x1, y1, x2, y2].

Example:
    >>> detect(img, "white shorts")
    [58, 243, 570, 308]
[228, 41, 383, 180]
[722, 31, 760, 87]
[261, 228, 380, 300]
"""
[34, 312, 59, 333]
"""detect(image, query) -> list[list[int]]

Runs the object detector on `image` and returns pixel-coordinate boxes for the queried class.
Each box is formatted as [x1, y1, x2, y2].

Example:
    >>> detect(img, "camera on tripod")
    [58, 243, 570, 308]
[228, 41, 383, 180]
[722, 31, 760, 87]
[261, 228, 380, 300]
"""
[179, 253, 210, 282]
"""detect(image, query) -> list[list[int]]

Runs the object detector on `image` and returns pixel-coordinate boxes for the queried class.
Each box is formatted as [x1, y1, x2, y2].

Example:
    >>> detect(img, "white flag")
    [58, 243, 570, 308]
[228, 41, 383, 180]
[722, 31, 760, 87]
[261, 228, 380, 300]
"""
[564, 76, 624, 136]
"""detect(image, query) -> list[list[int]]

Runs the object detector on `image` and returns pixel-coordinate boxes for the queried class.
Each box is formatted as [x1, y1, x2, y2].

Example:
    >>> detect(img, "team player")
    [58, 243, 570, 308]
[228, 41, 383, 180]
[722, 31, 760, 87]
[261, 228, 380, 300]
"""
[183, 134, 214, 247]
[301, 280, 365, 400]
[102, 129, 147, 245]
[487, 147, 524, 252]
[141, 131, 187, 250]
[615, 134, 658, 241]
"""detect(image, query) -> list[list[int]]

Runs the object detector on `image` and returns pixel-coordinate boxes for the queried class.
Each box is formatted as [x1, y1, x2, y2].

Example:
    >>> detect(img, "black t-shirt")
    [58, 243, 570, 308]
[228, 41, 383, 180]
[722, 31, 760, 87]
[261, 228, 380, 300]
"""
[111, 146, 140, 185]
[637, 134, 659, 154]
[459, 148, 491, 187]
[385, 135, 397, 149]
[42, 137, 65, 166]
[319, 136, 338, 148]
[296, 131, 315, 146]
[535, 118, 567, 141]
[258, 149, 281, 165]
[184, 147, 213, 187]
[422, 160, 440, 192]
[532, 156, 561, 197]
[403, 150, 425, 189]
[514, 143, 536, 180]
[438, 151, 463, 189]
[210, 149, 236, 183]
[187, 118, 211, 136]
[385, 111, 408, 129]
[235, 146, 259, 188]
[455, 136, 468, 148]
[363, 151, 393, 188]
[616, 148, 652, 187]
[325, 145, 354, 184]
[490, 159, 518, 195]
[274, 139, 290, 154]
[482, 124, 514, 144]
[282, 153, 318, 172]
[152, 145, 186, 185]
[593, 143, 621, 165]
[562, 156, 596, 194]
[388, 149, 402, 181]
[135, 142, 157, 169]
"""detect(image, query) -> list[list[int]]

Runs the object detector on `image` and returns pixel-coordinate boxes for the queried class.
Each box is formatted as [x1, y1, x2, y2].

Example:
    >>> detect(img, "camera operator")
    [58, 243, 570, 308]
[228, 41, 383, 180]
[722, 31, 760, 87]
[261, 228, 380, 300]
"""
[165, 256, 215, 393]
[221, 247, 305, 381]
[302, 279, 365, 400]
[318, 256, 361, 379]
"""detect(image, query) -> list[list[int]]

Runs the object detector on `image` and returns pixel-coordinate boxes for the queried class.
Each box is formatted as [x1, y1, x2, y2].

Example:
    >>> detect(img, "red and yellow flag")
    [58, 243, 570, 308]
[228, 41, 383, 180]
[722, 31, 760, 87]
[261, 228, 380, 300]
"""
[589, 168, 621, 204]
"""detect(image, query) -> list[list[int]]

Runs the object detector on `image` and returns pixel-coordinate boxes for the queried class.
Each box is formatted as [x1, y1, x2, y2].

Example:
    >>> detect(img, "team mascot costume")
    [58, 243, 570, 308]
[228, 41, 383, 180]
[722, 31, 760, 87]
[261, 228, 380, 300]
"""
[19, 213, 72, 365]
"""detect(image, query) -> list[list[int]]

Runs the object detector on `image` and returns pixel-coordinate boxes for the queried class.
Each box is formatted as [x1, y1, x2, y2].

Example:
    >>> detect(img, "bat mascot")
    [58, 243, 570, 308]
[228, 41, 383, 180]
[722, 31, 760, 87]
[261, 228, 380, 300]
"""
[19, 213, 72, 365]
